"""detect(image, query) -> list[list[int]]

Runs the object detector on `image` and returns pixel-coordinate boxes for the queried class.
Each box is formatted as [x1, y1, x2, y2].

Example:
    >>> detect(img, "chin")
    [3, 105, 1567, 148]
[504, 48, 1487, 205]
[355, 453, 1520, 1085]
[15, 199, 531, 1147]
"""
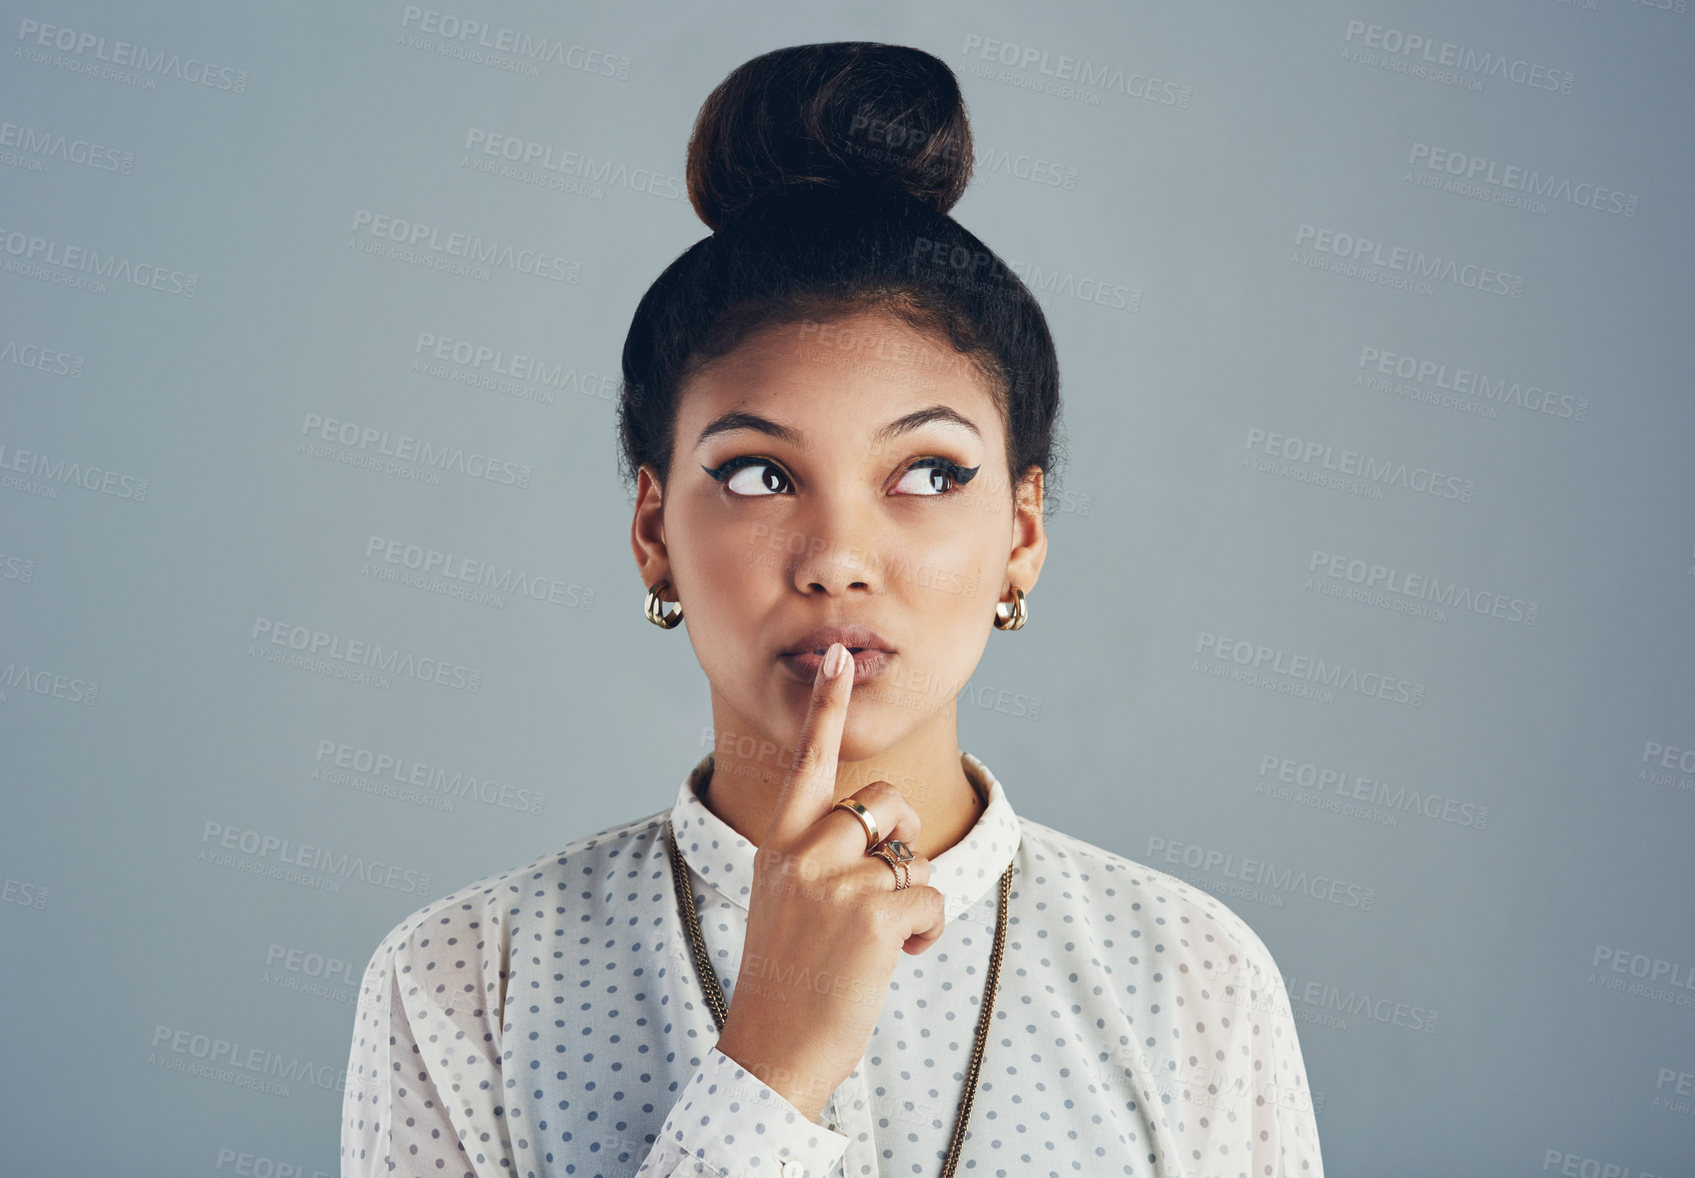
[838, 701, 938, 762]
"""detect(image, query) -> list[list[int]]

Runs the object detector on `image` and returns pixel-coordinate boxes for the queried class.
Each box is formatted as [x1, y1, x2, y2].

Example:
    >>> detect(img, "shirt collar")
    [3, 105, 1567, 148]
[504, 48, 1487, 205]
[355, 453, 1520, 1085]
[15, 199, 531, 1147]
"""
[668, 749, 1021, 922]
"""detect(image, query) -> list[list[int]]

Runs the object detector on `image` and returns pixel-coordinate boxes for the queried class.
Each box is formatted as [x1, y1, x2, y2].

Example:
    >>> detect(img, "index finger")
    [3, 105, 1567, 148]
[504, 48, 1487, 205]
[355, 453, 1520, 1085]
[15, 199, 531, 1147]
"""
[763, 641, 854, 847]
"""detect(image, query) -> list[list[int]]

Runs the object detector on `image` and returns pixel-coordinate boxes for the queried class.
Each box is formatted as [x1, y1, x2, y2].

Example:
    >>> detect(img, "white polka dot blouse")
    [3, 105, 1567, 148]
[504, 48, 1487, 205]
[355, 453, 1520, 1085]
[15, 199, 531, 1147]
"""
[341, 750, 1325, 1177]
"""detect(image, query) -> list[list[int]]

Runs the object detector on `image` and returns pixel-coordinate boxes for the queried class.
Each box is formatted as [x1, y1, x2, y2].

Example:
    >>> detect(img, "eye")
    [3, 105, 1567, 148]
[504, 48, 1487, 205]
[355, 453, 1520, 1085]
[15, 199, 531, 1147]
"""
[701, 455, 792, 497]
[893, 457, 980, 496]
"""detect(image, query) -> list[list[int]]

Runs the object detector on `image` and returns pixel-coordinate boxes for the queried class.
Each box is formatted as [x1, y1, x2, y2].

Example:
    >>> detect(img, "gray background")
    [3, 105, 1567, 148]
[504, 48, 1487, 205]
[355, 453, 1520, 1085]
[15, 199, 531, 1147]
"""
[2, 1, 1692, 1175]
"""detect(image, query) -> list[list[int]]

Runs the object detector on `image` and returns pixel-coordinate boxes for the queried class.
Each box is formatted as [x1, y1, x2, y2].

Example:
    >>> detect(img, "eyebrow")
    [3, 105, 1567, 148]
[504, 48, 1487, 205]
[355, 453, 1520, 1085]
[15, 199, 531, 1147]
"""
[693, 404, 983, 451]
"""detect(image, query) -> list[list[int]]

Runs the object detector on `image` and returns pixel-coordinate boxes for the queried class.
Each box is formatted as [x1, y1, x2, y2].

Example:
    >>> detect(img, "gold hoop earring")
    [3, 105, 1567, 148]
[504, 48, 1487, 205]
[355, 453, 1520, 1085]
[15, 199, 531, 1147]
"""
[993, 585, 1027, 631]
[645, 579, 683, 629]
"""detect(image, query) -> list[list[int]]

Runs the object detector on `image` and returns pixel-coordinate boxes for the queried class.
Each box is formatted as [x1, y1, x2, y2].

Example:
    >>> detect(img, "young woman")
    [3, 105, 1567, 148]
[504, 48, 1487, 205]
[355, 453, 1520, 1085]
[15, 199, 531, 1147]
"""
[341, 42, 1324, 1178]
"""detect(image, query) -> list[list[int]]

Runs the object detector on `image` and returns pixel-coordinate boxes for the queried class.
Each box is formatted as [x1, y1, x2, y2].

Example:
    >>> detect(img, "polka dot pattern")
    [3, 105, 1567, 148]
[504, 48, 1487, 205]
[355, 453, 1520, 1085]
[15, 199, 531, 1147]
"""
[341, 750, 1325, 1176]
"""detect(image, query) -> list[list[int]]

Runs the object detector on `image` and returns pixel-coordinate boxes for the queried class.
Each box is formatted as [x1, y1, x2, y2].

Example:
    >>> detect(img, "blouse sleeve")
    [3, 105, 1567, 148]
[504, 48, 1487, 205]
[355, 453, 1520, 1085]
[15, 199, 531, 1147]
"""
[1197, 942, 1326, 1178]
[340, 895, 518, 1178]
[635, 1045, 850, 1177]
[341, 890, 850, 1178]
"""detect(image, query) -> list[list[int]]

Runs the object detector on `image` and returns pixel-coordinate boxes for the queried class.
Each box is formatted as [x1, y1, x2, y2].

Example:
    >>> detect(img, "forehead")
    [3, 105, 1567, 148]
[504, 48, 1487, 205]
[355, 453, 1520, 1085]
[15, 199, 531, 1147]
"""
[677, 311, 1003, 447]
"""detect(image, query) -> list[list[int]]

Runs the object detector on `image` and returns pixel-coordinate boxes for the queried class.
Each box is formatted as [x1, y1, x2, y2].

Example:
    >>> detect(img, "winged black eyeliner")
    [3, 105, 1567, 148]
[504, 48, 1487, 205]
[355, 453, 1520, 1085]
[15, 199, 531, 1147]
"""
[700, 455, 980, 492]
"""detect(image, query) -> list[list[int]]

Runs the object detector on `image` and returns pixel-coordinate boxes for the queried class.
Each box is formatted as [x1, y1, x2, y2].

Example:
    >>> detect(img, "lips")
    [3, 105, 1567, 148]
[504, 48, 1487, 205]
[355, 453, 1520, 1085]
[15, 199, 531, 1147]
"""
[778, 623, 894, 657]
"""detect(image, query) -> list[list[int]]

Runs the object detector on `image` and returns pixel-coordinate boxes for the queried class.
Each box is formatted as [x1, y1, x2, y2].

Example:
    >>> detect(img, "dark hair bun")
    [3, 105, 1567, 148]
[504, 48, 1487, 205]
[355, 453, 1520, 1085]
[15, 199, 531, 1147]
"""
[685, 42, 974, 232]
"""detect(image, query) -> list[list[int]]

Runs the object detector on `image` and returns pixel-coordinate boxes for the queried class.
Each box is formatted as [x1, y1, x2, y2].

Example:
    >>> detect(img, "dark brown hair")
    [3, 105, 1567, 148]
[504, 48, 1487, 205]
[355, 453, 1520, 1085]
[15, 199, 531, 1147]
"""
[616, 41, 1066, 518]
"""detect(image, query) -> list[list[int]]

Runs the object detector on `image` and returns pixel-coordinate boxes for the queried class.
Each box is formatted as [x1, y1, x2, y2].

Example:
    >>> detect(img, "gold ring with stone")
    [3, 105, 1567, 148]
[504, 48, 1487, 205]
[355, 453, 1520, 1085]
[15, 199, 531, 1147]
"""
[870, 839, 914, 890]
[875, 838, 914, 862]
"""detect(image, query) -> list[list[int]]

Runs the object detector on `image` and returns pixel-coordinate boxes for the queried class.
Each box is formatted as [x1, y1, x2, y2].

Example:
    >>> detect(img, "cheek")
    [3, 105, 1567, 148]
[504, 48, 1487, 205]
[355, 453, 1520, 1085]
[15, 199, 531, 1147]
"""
[674, 518, 787, 657]
[674, 505, 762, 581]
[895, 547, 995, 659]
[898, 528, 995, 606]
[707, 512, 814, 577]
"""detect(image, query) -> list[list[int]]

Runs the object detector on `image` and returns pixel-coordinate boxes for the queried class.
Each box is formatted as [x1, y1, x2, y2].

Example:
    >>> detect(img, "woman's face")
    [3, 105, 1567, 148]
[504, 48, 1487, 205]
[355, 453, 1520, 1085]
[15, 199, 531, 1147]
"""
[635, 309, 1045, 765]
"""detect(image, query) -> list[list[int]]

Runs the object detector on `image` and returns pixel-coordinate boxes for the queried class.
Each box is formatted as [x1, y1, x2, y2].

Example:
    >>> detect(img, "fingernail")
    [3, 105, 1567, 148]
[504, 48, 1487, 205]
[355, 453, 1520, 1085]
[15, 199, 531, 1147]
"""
[822, 642, 848, 679]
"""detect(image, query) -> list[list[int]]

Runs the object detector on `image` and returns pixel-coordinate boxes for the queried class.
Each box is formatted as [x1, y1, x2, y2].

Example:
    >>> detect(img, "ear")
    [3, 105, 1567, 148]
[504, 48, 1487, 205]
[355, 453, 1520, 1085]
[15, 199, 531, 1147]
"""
[1004, 464, 1047, 597]
[631, 463, 675, 601]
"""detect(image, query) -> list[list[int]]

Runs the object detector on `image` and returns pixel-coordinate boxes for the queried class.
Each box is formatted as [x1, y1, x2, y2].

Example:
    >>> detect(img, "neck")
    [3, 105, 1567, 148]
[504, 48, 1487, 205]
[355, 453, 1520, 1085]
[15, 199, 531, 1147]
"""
[696, 702, 984, 861]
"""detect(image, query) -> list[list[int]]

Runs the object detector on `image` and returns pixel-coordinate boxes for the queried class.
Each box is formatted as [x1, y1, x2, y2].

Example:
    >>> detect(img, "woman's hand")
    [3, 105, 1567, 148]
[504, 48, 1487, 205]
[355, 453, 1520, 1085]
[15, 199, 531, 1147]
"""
[711, 641, 948, 1123]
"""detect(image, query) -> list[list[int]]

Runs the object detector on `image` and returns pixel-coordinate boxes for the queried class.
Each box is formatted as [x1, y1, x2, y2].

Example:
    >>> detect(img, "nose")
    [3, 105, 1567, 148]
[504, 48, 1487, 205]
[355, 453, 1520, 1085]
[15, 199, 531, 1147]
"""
[787, 490, 884, 595]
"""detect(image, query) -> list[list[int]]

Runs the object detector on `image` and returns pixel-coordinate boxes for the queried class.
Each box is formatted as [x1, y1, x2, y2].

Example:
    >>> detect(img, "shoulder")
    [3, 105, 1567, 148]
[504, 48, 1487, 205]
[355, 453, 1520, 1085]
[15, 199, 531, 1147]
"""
[1012, 815, 1290, 987]
[356, 806, 673, 986]
[1011, 818, 1322, 1151]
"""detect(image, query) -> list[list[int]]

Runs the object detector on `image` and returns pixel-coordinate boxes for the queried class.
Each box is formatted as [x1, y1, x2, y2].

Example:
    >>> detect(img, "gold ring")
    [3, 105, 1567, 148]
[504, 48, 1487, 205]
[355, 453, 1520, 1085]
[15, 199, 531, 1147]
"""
[875, 838, 914, 862]
[870, 843, 912, 890]
[832, 798, 879, 851]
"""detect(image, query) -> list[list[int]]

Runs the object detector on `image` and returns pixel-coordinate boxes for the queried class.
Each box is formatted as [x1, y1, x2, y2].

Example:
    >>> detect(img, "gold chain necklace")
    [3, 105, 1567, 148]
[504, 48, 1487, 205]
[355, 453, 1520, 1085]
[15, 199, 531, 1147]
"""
[664, 817, 1014, 1178]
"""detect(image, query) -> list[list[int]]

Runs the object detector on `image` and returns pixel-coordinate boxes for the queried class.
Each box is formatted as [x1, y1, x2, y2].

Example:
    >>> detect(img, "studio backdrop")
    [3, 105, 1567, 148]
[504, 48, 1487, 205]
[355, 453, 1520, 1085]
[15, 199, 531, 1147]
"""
[2, 2, 1692, 1175]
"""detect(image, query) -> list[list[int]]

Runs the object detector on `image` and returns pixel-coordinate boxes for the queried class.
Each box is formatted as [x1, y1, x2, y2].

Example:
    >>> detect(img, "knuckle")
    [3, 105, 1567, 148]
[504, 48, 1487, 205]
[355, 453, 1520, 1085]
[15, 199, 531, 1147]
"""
[856, 779, 897, 804]
[791, 740, 824, 776]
